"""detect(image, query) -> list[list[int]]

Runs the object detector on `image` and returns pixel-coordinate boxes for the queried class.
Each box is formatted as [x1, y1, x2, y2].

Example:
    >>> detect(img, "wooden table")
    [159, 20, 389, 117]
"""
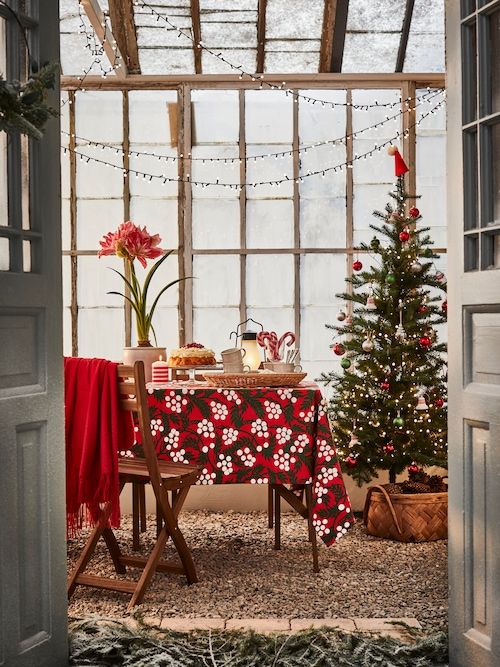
[130, 380, 353, 549]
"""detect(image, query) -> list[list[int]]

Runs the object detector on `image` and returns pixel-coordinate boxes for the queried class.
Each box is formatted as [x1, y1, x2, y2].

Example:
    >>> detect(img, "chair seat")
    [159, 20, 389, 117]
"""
[119, 457, 200, 489]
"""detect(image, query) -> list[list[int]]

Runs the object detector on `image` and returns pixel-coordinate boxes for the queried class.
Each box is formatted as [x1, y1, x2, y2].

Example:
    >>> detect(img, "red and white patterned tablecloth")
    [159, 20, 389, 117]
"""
[130, 381, 353, 546]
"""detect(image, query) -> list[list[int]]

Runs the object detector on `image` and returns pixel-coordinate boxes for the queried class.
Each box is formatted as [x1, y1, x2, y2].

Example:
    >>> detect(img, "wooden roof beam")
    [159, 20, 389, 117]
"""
[80, 0, 127, 78]
[330, 0, 349, 73]
[108, 0, 141, 75]
[256, 0, 267, 74]
[190, 0, 202, 74]
[319, 0, 337, 72]
[395, 0, 415, 72]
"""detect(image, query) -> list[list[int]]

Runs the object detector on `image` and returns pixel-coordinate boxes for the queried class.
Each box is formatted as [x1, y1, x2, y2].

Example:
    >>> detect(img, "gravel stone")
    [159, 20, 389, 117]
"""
[67, 510, 447, 632]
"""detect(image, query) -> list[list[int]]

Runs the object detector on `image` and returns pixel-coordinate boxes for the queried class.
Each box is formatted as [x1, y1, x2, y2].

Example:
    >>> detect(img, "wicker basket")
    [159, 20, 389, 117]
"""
[202, 372, 307, 388]
[363, 485, 448, 542]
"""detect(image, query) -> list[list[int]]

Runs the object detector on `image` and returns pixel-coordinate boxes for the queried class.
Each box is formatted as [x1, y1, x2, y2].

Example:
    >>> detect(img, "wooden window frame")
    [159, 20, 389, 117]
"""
[60, 73, 445, 352]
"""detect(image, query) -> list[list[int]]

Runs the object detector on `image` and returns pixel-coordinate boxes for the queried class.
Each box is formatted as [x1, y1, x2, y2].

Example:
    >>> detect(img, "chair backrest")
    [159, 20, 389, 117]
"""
[117, 361, 163, 495]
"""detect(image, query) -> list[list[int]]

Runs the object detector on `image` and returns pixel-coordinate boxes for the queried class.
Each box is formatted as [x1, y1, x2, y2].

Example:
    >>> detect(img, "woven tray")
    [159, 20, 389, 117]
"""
[202, 372, 307, 388]
[363, 485, 448, 542]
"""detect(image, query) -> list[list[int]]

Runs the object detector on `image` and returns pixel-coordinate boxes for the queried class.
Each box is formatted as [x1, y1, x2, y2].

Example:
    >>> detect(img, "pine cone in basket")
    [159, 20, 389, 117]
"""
[382, 483, 403, 494]
[427, 475, 448, 492]
[401, 481, 431, 494]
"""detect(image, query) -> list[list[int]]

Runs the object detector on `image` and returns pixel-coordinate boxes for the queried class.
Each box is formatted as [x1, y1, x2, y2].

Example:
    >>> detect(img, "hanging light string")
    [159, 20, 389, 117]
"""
[130, 0, 441, 113]
[77, 1, 122, 78]
[61, 97, 445, 190]
[60, 88, 444, 165]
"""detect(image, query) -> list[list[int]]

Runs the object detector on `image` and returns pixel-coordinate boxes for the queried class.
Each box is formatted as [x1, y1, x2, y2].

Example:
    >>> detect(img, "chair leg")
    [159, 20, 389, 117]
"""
[139, 484, 147, 532]
[267, 485, 274, 528]
[156, 498, 162, 537]
[274, 486, 281, 550]
[68, 502, 112, 597]
[128, 526, 169, 609]
[305, 485, 319, 573]
[132, 482, 141, 551]
[102, 527, 127, 575]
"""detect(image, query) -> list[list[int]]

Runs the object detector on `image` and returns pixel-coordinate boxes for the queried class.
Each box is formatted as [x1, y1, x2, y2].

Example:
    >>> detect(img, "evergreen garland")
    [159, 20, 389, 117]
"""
[68, 617, 449, 666]
[0, 61, 59, 139]
[322, 175, 447, 485]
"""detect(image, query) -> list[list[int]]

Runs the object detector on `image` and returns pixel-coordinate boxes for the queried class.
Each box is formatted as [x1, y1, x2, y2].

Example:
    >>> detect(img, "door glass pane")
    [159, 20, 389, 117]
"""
[22, 240, 31, 272]
[21, 135, 31, 230]
[464, 130, 478, 229]
[0, 131, 7, 227]
[481, 230, 500, 269]
[491, 10, 500, 114]
[461, 0, 475, 17]
[0, 237, 9, 270]
[462, 22, 477, 124]
[465, 234, 479, 271]
[483, 122, 500, 227]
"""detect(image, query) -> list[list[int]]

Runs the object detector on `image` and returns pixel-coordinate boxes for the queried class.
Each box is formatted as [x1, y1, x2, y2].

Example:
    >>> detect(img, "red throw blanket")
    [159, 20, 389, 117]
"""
[64, 357, 134, 534]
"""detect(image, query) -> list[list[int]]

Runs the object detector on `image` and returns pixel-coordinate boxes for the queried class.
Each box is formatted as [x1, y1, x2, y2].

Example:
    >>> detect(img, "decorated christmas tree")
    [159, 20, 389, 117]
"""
[322, 148, 447, 486]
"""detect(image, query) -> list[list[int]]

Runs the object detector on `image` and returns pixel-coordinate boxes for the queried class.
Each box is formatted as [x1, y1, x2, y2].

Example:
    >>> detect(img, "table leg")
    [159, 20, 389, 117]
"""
[268, 485, 274, 528]
[139, 484, 147, 533]
[305, 485, 319, 573]
[274, 487, 281, 550]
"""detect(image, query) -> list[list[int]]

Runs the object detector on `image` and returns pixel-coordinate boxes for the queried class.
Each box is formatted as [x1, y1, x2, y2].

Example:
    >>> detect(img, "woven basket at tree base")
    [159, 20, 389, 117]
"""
[363, 485, 448, 542]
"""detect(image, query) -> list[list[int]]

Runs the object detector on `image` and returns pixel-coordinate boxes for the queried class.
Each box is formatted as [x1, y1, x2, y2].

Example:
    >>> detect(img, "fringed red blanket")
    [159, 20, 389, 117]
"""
[64, 357, 134, 535]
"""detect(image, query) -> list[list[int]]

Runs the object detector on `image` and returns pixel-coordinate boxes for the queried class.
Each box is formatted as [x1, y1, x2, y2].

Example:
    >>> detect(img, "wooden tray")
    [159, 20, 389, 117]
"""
[202, 372, 307, 388]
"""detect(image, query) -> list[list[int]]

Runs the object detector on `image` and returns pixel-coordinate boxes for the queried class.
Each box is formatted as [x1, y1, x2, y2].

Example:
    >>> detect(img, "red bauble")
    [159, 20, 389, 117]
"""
[409, 207, 420, 218]
[434, 397, 445, 408]
[380, 381, 390, 391]
[418, 305, 428, 314]
[332, 342, 345, 356]
[419, 335, 432, 348]
[384, 443, 395, 454]
[353, 260, 363, 271]
[442, 300, 448, 313]
[399, 230, 410, 242]
[408, 463, 420, 474]
[345, 456, 357, 468]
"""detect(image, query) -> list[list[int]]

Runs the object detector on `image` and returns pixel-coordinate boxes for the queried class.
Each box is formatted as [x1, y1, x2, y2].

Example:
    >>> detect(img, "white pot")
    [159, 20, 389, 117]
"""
[123, 346, 167, 383]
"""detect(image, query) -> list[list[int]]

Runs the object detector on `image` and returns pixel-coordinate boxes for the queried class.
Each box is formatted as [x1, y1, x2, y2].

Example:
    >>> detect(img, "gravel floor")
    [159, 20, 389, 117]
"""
[68, 511, 448, 633]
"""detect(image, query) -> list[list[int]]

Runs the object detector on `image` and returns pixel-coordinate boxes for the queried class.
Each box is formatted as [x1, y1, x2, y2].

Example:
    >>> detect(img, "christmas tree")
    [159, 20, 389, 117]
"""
[322, 147, 447, 486]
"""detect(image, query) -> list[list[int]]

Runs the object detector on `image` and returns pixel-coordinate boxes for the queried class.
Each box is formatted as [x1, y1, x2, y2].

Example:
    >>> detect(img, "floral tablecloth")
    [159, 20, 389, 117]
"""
[130, 381, 353, 546]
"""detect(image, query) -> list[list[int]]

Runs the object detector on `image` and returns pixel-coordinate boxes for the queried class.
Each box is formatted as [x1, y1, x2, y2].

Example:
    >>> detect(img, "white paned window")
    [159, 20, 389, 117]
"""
[193, 255, 240, 307]
[246, 255, 294, 307]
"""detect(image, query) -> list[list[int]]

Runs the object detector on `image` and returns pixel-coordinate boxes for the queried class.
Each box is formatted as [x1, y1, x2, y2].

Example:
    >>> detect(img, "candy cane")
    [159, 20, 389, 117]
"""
[277, 331, 296, 360]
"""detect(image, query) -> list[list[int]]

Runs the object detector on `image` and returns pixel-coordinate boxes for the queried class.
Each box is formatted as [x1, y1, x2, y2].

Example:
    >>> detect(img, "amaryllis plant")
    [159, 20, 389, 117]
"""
[98, 221, 187, 346]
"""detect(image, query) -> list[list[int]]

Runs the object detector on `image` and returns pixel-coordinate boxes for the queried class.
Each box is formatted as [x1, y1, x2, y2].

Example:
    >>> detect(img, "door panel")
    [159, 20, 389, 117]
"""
[0, 1, 67, 665]
[447, 0, 500, 664]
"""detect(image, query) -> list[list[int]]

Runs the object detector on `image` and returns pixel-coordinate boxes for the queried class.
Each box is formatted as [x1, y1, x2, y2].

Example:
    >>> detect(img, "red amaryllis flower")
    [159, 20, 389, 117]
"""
[98, 221, 163, 268]
[98, 221, 189, 345]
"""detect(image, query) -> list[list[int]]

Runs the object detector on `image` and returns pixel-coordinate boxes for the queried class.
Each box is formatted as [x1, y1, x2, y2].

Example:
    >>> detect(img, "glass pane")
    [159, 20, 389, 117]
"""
[482, 122, 500, 227]
[465, 234, 479, 271]
[21, 134, 30, 230]
[0, 237, 9, 270]
[463, 130, 478, 230]
[481, 230, 500, 269]
[0, 131, 7, 227]
[490, 10, 500, 114]
[461, 0, 476, 18]
[22, 240, 31, 272]
[462, 22, 477, 124]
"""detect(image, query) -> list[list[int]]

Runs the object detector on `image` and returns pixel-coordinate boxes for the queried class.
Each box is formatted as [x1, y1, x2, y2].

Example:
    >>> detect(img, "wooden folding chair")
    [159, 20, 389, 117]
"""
[268, 484, 319, 573]
[68, 361, 201, 609]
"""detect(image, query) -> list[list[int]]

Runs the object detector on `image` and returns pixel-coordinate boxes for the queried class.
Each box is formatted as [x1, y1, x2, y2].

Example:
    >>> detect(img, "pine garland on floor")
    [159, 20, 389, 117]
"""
[68, 618, 448, 667]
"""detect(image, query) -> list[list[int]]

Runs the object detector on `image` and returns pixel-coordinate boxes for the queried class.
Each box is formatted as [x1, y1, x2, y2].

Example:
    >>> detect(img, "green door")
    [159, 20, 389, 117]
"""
[0, 2, 67, 665]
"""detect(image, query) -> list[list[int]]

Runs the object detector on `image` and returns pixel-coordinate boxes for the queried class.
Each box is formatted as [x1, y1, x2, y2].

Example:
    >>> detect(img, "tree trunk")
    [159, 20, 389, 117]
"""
[389, 467, 396, 484]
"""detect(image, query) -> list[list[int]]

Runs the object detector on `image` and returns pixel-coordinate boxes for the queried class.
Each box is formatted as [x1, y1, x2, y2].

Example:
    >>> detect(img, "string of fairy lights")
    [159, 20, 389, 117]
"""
[73, 0, 442, 113]
[61, 96, 445, 190]
[60, 88, 445, 166]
